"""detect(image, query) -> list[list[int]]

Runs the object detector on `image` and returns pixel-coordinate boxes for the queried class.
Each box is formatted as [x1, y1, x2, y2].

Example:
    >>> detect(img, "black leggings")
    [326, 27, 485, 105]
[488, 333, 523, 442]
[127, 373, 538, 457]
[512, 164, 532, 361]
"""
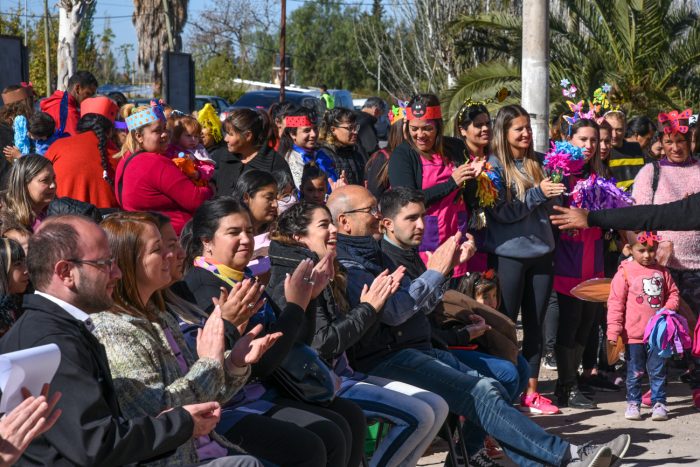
[224, 397, 366, 467]
[489, 253, 554, 378]
[543, 289, 559, 355]
[556, 293, 599, 385]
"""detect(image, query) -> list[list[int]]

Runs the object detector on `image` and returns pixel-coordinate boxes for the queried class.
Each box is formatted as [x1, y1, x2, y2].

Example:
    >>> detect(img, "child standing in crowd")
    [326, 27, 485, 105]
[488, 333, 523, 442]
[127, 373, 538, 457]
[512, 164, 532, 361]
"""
[300, 164, 329, 205]
[279, 106, 338, 187]
[167, 115, 216, 187]
[607, 231, 680, 421]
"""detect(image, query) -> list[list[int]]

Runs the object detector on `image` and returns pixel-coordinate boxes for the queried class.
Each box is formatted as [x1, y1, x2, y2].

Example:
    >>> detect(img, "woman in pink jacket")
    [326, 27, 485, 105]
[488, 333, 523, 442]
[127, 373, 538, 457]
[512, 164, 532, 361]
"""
[114, 104, 214, 234]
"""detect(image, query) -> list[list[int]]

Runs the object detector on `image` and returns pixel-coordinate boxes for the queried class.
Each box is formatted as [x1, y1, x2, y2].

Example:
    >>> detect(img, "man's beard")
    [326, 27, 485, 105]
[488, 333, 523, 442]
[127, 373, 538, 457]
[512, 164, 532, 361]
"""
[72, 271, 114, 313]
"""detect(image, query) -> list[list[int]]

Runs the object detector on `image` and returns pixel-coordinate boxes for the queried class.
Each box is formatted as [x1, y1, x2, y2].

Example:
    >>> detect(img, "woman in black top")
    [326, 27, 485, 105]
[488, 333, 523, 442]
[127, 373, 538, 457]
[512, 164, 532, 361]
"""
[317, 108, 368, 185]
[215, 109, 291, 196]
[181, 197, 366, 467]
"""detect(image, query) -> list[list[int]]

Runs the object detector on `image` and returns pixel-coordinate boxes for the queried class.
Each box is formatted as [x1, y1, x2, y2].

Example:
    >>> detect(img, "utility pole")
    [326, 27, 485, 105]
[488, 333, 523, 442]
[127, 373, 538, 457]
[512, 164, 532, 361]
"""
[279, 0, 286, 102]
[161, 0, 174, 51]
[44, 0, 52, 96]
[521, 0, 549, 153]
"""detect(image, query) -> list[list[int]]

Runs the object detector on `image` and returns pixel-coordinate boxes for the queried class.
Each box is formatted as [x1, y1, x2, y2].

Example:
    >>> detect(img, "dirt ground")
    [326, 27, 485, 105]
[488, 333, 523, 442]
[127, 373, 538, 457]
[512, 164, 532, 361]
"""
[418, 365, 699, 466]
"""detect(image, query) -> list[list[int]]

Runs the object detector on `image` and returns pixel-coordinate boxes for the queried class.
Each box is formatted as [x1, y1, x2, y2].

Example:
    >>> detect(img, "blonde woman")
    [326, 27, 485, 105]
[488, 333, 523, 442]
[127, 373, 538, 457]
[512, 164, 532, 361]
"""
[485, 104, 565, 415]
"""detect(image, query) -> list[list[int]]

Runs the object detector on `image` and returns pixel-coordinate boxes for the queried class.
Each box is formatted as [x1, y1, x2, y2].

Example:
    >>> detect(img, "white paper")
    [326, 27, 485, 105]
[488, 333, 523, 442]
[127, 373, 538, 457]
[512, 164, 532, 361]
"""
[0, 343, 61, 413]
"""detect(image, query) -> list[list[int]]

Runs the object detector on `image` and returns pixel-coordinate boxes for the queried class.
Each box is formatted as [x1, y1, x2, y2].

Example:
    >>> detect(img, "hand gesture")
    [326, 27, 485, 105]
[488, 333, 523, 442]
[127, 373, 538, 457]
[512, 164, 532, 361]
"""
[458, 233, 477, 264]
[465, 314, 491, 340]
[426, 232, 461, 276]
[284, 258, 316, 310]
[181, 402, 221, 438]
[549, 205, 590, 230]
[388, 266, 405, 293]
[2, 146, 21, 162]
[213, 279, 265, 330]
[0, 385, 62, 466]
[196, 306, 226, 366]
[360, 271, 396, 311]
[539, 179, 566, 198]
[310, 252, 335, 298]
[329, 171, 348, 192]
[229, 323, 283, 367]
[451, 164, 476, 185]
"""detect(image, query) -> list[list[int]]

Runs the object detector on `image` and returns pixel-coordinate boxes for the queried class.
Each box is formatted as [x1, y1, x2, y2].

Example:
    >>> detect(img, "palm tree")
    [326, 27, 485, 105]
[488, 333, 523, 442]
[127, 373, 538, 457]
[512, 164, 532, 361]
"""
[132, 0, 188, 95]
[446, 0, 700, 119]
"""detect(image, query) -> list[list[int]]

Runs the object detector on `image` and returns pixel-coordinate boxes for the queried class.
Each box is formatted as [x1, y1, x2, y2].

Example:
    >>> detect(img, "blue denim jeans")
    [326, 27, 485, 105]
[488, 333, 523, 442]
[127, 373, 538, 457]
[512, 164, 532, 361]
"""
[626, 343, 667, 404]
[339, 375, 448, 467]
[368, 348, 570, 467]
[451, 350, 530, 403]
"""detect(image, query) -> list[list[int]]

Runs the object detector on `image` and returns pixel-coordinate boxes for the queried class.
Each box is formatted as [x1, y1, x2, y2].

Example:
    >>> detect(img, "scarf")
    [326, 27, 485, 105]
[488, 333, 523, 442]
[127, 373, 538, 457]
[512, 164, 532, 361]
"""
[193, 257, 276, 327]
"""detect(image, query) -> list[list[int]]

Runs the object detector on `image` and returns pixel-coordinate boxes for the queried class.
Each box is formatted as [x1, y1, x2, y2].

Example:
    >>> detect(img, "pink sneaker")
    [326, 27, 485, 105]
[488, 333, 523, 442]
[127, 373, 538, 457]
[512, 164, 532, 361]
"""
[519, 392, 560, 414]
[693, 389, 700, 410]
[642, 389, 652, 407]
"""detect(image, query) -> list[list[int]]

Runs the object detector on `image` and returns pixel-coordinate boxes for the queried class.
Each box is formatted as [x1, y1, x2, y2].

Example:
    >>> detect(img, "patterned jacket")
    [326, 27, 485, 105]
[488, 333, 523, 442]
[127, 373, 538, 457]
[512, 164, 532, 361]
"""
[92, 305, 250, 466]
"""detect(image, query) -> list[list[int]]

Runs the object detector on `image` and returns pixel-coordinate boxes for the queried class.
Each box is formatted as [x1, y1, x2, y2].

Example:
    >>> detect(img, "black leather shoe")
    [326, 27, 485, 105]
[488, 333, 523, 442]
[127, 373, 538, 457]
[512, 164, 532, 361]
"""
[568, 388, 597, 409]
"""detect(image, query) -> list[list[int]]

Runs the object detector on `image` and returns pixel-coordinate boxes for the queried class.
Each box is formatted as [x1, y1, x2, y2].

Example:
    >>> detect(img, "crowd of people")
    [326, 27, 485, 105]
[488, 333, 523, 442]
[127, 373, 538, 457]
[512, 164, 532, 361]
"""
[6, 69, 700, 467]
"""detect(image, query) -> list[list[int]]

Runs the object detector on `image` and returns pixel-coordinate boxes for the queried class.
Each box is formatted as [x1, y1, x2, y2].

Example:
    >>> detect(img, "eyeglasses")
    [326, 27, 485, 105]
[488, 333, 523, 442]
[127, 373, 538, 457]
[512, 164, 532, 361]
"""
[343, 205, 380, 216]
[277, 189, 299, 202]
[66, 257, 116, 270]
[334, 124, 360, 133]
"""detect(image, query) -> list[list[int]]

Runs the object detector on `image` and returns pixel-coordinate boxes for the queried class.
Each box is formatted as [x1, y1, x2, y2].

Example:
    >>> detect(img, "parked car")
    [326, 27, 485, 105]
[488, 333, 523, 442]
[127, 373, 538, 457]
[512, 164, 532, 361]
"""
[221, 90, 323, 120]
[195, 95, 230, 114]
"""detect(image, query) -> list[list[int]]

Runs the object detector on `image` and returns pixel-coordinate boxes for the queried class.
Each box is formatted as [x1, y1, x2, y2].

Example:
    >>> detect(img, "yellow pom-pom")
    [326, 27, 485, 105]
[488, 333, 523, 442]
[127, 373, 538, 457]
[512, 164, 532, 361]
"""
[197, 103, 223, 143]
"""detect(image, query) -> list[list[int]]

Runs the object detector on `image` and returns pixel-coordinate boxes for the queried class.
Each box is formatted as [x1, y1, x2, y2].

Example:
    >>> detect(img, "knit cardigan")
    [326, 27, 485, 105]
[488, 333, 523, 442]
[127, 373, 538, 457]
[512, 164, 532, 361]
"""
[631, 160, 700, 270]
[92, 306, 250, 466]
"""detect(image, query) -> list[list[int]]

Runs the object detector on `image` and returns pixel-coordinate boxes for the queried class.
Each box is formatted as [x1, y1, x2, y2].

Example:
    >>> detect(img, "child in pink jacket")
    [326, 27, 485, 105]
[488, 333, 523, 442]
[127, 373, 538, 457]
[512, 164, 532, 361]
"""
[607, 231, 679, 422]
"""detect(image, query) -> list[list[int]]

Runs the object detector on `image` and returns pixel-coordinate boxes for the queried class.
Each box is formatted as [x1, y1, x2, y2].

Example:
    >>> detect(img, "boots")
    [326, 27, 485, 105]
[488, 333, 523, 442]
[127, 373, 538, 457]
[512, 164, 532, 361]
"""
[554, 345, 597, 409]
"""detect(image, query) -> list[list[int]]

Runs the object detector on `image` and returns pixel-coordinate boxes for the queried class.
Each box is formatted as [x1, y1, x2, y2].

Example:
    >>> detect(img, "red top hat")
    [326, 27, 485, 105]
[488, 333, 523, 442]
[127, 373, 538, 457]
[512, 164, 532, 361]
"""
[80, 97, 118, 123]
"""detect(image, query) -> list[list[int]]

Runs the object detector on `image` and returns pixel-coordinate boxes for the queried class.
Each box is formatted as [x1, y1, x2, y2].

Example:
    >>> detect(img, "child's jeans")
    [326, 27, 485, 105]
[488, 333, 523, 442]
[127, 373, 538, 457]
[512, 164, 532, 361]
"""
[626, 343, 667, 404]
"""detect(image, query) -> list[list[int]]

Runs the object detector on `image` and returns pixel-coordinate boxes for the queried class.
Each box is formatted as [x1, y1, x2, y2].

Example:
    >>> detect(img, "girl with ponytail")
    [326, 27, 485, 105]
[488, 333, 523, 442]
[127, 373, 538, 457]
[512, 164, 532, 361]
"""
[44, 96, 120, 209]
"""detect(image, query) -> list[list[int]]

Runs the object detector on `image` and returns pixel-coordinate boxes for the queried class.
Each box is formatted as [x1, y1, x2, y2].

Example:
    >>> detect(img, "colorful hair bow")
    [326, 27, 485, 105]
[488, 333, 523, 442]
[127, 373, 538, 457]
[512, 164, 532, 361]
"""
[658, 109, 693, 134]
[388, 100, 407, 125]
[482, 269, 496, 280]
[637, 231, 662, 246]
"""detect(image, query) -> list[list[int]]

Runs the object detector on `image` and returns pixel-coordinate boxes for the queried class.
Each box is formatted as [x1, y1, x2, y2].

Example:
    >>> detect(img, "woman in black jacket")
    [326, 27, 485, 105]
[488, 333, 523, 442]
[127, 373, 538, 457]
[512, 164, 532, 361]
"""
[317, 108, 368, 185]
[267, 202, 449, 467]
[180, 197, 365, 467]
[387, 93, 479, 281]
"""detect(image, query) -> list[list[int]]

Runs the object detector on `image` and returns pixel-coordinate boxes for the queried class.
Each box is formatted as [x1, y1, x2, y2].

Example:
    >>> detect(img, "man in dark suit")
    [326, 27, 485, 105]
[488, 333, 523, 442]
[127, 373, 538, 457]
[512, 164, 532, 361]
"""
[0, 215, 240, 466]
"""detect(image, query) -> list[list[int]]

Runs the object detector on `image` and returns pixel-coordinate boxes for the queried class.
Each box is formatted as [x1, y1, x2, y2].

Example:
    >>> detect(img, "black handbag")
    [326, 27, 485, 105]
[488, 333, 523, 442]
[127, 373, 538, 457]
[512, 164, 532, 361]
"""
[272, 343, 338, 405]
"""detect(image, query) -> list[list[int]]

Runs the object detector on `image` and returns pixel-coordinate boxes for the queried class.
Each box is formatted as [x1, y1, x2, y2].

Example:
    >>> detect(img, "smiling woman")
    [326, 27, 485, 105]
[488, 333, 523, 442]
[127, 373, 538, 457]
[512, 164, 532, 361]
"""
[1, 155, 56, 232]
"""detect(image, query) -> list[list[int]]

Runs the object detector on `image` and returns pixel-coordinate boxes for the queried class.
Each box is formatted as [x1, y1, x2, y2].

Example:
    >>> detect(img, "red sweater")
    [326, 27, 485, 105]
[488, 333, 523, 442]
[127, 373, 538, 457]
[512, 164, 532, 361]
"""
[607, 259, 679, 344]
[40, 90, 80, 136]
[114, 151, 214, 234]
[45, 132, 119, 209]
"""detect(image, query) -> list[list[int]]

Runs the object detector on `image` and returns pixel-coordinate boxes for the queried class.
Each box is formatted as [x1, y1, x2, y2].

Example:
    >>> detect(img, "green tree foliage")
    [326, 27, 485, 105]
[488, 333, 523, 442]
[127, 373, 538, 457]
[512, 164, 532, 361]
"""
[447, 0, 700, 118]
[287, 0, 375, 90]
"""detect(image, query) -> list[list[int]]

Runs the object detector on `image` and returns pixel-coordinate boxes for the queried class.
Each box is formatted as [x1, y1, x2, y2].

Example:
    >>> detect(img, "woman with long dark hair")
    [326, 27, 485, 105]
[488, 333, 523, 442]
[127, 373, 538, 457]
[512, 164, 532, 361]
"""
[387, 93, 477, 281]
[317, 108, 367, 186]
[45, 97, 120, 209]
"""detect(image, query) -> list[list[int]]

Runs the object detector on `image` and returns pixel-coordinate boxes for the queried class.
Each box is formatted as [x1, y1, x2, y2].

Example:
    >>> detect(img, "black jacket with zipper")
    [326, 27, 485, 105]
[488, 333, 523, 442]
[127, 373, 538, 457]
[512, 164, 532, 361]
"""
[267, 240, 378, 362]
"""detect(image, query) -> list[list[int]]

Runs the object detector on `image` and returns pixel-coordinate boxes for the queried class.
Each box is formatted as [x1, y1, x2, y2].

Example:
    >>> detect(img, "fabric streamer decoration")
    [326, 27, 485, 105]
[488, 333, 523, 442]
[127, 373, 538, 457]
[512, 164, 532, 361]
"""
[644, 308, 692, 358]
[12, 116, 30, 155]
[569, 174, 635, 211]
[543, 141, 586, 183]
[475, 162, 502, 208]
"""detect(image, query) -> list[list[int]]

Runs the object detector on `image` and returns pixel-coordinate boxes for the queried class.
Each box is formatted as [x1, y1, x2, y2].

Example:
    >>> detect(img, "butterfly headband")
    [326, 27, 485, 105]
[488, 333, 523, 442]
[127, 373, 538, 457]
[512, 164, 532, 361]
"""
[637, 231, 662, 247]
[406, 103, 442, 121]
[284, 115, 315, 128]
[658, 108, 693, 135]
[457, 88, 510, 124]
[125, 100, 166, 132]
[388, 101, 408, 125]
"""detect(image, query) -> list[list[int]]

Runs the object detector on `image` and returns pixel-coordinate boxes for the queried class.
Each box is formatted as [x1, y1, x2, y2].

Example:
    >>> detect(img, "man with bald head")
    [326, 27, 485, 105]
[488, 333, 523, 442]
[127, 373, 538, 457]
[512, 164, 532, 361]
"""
[328, 187, 631, 467]
[0, 215, 258, 466]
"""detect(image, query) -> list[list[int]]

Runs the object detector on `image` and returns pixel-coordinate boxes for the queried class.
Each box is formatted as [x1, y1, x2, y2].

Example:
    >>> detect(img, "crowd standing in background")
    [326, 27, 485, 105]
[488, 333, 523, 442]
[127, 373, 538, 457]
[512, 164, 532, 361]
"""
[12, 68, 700, 467]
